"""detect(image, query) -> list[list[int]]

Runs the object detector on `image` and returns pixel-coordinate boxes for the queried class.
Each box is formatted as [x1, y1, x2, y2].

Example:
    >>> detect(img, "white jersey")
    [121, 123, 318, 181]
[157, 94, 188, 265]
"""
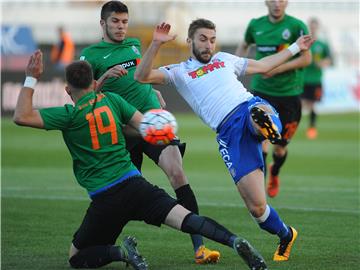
[159, 52, 253, 130]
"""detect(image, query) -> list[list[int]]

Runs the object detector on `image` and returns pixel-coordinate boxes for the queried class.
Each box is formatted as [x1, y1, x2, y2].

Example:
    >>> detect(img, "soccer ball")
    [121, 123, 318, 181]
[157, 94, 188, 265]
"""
[139, 109, 178, 145]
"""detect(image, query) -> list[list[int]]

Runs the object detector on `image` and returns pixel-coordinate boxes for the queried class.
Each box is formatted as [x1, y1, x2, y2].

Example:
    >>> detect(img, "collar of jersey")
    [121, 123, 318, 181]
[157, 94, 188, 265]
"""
[75, 91, 97, 106]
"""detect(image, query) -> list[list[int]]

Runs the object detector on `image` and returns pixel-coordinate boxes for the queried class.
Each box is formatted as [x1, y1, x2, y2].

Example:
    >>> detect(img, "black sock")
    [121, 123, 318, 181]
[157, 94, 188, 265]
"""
[175, 185, 202, 251]
[310, 110, 316, 127]
[181, 213, 237, 248]
[175, 184, 199, 214]
[69, 245, 124, 268]
[262, 152, 268, 177]
[271, 151, 288, 176]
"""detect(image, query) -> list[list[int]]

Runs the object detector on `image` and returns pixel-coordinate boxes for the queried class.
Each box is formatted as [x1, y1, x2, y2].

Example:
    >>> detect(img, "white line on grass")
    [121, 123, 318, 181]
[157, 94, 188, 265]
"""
[3, 186, 358, 193]
[2, 194, 359, 215]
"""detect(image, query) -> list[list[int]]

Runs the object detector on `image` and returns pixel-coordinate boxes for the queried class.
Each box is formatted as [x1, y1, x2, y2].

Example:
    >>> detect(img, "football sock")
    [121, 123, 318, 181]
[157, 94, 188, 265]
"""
[254, 205, 290, 239]
[271, 151, 288, 176]
[181, 213, 237, 248]
[262, 152, 268, 177]
[310, 110, 316, 127]
[69, 245, 124, 268]
[175, 185, 203, 251]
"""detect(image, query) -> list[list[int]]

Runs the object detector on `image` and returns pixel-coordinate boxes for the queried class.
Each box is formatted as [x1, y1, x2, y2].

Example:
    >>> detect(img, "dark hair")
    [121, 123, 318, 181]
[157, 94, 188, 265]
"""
[188, 18, 216, 39]
[65, 61, 93, 90]
[101, 1, 128, 20]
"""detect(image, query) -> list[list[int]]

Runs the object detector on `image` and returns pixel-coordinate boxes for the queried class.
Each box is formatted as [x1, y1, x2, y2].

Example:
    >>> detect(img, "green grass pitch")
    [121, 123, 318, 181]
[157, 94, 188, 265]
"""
[2, 112, 359, 269]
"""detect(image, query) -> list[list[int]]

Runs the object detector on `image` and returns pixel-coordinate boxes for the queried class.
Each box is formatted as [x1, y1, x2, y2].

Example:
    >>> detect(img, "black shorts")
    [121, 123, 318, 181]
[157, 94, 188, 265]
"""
[72, 176, 178, 249]
[253, 92, 302, 146]
[302, 84, 323, 102]
[125, 135, 186, 168]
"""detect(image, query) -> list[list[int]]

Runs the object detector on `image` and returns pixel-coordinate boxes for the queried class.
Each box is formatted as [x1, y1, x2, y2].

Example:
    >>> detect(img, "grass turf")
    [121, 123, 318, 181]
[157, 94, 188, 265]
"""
[2, 112, 359, 269]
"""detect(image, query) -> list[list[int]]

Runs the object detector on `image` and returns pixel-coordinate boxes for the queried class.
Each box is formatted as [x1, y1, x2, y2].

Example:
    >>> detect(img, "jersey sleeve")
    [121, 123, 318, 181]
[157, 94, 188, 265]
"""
[39, 105, 73, 131]
[79, 48, 100, 79]
[244, 19, 255, 44]
[107, 93, 137, 125]
[221, 52, 248, 77]
[159, 64, 178, 86]
[297, 19, 309, 37]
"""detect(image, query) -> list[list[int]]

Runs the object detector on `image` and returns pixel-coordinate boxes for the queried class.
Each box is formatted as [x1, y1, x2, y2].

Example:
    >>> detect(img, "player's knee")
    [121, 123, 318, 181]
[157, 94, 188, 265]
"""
[273, 145, 287, 156]
[249, 203, 267, 218]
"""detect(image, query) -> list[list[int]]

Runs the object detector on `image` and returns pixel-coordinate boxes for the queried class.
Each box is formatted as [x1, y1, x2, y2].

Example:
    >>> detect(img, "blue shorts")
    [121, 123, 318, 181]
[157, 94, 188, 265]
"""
[216, 96, 279, 184]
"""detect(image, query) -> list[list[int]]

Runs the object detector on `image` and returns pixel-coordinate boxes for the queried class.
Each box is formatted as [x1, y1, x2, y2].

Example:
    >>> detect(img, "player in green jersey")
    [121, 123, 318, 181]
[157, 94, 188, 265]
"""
[79, 1, 219, 263]
[13, 50, 268, 270]
[302, 18, 332, 139]
[236, 0, 312, 198]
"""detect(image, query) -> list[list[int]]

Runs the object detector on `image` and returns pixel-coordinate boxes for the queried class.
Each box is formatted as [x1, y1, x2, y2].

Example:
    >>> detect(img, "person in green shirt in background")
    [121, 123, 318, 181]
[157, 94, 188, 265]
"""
[302, 18, 333, 140]
[236, 0, 312, 198]
[80, 1, 220, 264]
[13, 50, 268, 270]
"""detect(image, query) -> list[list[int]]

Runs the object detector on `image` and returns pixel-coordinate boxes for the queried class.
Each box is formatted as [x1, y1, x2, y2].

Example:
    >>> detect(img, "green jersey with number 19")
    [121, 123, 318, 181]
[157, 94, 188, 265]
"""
[39, 91, 138, 194]
[244, 15, 309, 96]
[80, 38, 160, 113]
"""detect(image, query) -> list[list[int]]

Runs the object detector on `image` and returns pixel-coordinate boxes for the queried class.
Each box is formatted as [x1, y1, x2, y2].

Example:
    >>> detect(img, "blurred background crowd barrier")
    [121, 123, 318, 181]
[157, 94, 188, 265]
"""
[1, 0, 359, 113]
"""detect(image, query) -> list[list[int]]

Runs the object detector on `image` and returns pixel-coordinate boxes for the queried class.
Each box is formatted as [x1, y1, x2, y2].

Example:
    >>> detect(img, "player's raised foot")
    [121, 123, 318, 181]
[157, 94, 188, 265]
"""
[122, 236, 148, 270]
[306, 127, 318, 139]
[233, 237, 268, 270]
[195, 245, 220, 264]
[273, 226, 298, 261]
[267, 164, 280, 198]
[250, 106, 281, 144]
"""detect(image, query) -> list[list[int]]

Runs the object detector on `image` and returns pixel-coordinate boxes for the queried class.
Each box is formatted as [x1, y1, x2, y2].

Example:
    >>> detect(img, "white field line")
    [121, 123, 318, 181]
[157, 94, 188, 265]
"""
[1, 193, 359, 215]
[2, 186, 358, 193]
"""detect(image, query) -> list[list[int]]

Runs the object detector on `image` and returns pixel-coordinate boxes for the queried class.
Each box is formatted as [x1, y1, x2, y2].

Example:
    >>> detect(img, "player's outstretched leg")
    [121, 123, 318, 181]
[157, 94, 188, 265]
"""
[250, 106, 282, 144]
[177, 211, 267, 270]
[273, 226, 298, 261]
[233, 237, 268, 270]
[158, 145, 220, 264]
[122, 236, 148, 270]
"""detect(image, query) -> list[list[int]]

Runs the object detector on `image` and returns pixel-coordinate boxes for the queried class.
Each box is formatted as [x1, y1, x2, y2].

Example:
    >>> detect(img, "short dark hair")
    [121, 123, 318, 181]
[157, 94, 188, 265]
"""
[188, 18, 216, 39]
[65, 61, 93, 90]
[101, 1, 128, 20]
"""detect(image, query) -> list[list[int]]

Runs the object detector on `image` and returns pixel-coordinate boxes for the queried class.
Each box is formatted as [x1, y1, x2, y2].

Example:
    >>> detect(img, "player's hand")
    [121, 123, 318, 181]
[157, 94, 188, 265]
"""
[105, 65, 128, 79]
[153, 89, 166, 108]
[25, 50, 43, 79]
[153, 22, 177, 44]
[296, 35, 315, 51]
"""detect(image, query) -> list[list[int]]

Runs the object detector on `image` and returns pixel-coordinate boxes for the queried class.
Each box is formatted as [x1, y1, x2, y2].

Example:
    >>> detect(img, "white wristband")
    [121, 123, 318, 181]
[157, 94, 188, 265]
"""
[287, 43, 300, 56]
[23, 76, 37, 89]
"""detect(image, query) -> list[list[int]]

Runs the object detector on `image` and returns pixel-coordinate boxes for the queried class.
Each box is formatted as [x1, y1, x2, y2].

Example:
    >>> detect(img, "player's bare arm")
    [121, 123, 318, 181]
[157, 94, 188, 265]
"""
[121, 110, 143, 137]
[245, 34, 314, 75]
[127, 110, 143, 131]
[134, 22, 176, 84]
[13, 50, 45, 129]
[262, 49, 312, 78]
[153, 89, 167, 108]
[96, 65, 128, 92]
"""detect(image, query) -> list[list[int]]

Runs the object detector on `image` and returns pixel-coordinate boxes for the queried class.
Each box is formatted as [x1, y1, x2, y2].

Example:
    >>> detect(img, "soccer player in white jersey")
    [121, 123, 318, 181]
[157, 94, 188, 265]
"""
[134, 19, 314, 262]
